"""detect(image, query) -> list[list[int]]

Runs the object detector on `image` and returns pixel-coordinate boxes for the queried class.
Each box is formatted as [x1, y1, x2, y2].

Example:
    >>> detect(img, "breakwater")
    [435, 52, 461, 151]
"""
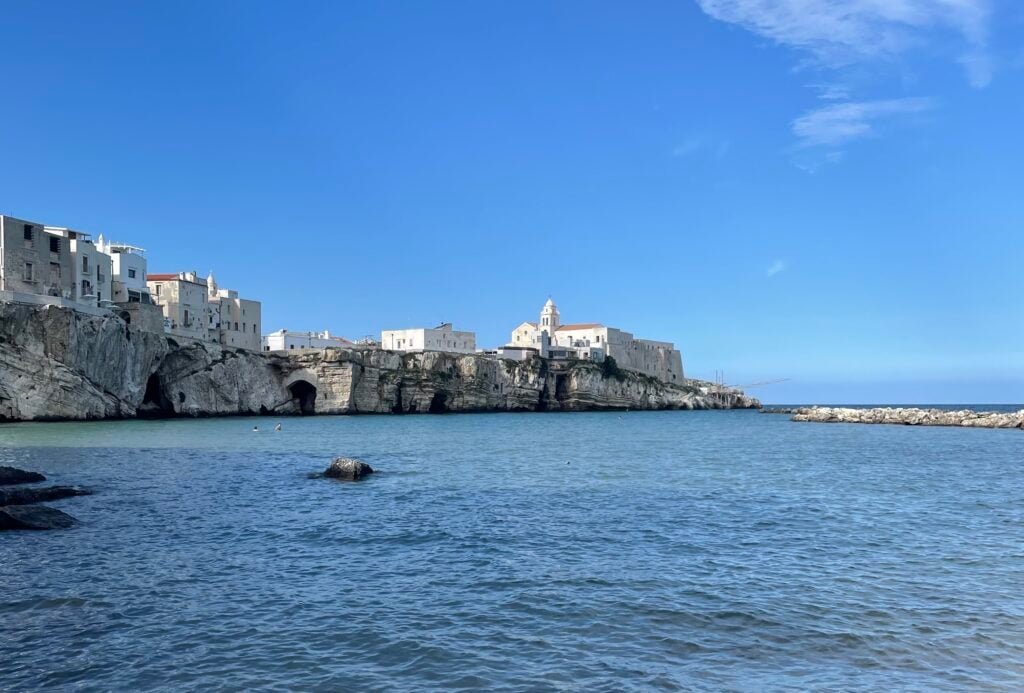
[790, 406, 1023, 429]
[0, 304, 758, 421]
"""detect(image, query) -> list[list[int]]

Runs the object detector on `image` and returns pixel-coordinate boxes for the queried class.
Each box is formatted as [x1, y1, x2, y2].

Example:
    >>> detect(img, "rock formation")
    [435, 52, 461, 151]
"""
[0, 304, 760, 422]
[0, 466, 46, 485]
[0, 485, 93, 506]
[790, 407, 1024, 429]
[324, 457, 374, 481]
[0, 505, 77, 530]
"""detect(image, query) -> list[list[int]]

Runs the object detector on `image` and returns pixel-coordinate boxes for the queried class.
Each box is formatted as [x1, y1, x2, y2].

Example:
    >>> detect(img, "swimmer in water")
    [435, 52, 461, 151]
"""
[252, 426, 259, 432]
[275, 423, 282, 432]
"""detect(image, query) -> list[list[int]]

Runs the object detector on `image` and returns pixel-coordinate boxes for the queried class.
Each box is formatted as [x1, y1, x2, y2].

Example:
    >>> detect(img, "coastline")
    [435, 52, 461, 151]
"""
[0, 303, 759, 423]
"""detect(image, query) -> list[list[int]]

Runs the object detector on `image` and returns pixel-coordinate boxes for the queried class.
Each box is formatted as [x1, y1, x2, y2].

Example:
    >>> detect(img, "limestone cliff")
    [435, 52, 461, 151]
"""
[0, 304, 759, 421]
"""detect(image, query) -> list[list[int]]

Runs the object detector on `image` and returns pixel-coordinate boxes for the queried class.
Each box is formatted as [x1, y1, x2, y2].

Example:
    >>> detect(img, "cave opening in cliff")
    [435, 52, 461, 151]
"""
[428, 391, 448, 414]
[288, 380, 317, 415]
[139, 373, 173, 418]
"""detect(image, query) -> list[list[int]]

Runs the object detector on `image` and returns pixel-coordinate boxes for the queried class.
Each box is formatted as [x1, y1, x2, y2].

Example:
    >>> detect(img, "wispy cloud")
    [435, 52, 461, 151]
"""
[671, 135, 732, 159]
[792, 97, 934, 148]
[766, 260, 787, 277]
[695, 0, 993, 87]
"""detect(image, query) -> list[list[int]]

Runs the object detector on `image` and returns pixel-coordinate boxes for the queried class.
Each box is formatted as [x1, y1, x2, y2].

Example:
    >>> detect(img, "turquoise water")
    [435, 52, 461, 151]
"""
[2, 410, 1023, 690]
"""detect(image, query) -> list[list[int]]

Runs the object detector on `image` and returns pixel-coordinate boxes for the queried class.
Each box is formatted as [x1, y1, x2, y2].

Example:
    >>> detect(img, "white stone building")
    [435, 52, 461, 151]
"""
[263, 329, 353, 352]
[96, 236, 151, 304]
[44, 227, 112, 310]
[509, 298, 685, 383]
[147, 271, 261, 351]
[381, 323, 476, 354]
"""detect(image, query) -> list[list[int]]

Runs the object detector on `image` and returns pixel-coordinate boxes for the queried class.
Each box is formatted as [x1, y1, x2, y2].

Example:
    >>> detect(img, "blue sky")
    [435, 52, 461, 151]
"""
[2, 1, 1022, 403]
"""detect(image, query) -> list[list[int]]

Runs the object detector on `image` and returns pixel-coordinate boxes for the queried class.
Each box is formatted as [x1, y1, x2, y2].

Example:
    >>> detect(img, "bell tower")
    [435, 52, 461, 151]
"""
[539, 297, 560, 337]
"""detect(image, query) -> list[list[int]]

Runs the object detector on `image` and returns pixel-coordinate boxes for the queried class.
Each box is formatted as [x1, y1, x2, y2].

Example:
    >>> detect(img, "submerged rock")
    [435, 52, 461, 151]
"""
[0, 504, 77, 530]
[324, 457, 374, 481]
[0, 466, 46, 486]
[0, 486, 93, 506]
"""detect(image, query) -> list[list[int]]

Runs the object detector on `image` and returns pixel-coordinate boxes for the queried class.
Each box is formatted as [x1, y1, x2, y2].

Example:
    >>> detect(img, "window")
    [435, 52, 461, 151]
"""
[23, 225, 33, 244]
[50, 237, 60, 253]
[242, 322, 246, 333]
[155, 284, 162, 297]
[184, 309, 190, 325]
[81, 280, 89, 296]
[253, 324, 257, 334]
[128, 269, 136, 279]
[82, 256, 89, 273]
[234, 322, 238, 331]
[23, 262, 34, 282]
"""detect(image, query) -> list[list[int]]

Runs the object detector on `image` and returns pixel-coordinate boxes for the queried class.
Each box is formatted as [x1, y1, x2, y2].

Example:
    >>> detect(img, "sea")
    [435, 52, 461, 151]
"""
[2, 407, 1023, 691]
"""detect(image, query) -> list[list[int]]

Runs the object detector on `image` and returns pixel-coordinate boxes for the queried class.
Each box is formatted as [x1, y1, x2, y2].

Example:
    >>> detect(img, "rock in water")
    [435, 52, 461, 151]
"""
[0, 486, 93, 506]
[0, 466, 46, 486]
[0, 505, 77, 530]
[324, 457, 374, 481]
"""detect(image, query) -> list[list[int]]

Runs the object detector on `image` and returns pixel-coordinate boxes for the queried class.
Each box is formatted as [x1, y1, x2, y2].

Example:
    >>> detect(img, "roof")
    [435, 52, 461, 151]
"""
[557, 323, 603, 331]
[146, 273, 208, 286]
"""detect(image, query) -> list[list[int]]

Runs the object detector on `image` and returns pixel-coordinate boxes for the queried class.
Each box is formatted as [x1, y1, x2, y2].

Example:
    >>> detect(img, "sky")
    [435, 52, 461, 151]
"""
[1, 1, 1022, 404]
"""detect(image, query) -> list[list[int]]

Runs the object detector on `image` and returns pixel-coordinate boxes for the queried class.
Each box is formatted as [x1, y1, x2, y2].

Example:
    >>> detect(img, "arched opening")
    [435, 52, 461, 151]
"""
[288, 380, 317, 415]
[428, 391, 448, 414]
[120, 311, 131, 325]
[139, 373, 173, 418]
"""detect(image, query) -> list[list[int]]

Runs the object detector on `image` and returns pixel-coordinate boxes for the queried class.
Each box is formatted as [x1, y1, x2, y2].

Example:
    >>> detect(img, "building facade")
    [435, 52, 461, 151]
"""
[381, 323, 476, 354]
[45, 227, 112, 309]
[262, 329, 353, 352]
[146, 272, 210, 341]
[146, 271, 261, 350]
[1, 215, 74, 300]
[508, 298, 685, 383]
[96, 236, 151, 304]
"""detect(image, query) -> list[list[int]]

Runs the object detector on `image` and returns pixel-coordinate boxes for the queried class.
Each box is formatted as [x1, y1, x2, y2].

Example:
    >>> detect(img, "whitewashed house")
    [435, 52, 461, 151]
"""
[381, 323, 476, 354]
[263, 329, 353, 352]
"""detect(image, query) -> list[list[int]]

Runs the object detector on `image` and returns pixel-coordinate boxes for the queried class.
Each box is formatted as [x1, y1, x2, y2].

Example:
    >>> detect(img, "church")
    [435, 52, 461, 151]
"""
[509, 298, 685, 384]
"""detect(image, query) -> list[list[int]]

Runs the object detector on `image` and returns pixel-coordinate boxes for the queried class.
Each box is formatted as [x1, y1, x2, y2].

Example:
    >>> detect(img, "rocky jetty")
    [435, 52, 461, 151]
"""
[790, 407, 1024, 429]
[0, 304, 760, 421]
[324, 457, 374, 481]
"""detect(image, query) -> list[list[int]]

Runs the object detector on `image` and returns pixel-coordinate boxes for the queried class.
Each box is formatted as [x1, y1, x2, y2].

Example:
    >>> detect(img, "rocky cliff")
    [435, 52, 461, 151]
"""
[0, 304, 759, 421]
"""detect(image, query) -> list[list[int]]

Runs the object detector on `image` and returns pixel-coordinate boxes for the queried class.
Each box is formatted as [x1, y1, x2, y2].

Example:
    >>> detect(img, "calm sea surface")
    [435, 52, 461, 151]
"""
[2, 409, 1023, 691]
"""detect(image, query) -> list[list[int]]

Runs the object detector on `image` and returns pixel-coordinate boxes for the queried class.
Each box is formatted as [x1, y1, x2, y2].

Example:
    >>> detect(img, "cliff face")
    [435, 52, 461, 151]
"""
[0, 305, 759, 421]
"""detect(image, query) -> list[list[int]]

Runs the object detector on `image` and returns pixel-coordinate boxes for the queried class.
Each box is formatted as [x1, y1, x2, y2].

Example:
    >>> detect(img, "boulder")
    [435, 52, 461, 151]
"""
[0, 466, 46, 486]
[0, 504, 77, 530]
[0, 486, 93, 506]
[324, 457, 374, 481]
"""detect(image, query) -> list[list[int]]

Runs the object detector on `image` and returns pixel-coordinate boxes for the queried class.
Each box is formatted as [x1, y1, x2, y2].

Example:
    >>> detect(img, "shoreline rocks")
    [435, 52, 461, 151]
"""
[0, 466, 88, 531]
[790, 407, 1024, 429]
[0, 504, 77, 530]
[0, 466, 46, 485]
[323, 457, 374, 481]
[0, 485, 93, 506]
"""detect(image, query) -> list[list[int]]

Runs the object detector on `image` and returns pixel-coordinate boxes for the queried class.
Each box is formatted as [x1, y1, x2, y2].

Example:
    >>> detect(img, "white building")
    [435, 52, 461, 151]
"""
[509, 298, 685, 383]
[44, 227, 113, 310]
[381, 323, 476, 354]
[147, 271, 261, 351]
[96, 236, 151, 304]
[263, 329, 353, 352]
